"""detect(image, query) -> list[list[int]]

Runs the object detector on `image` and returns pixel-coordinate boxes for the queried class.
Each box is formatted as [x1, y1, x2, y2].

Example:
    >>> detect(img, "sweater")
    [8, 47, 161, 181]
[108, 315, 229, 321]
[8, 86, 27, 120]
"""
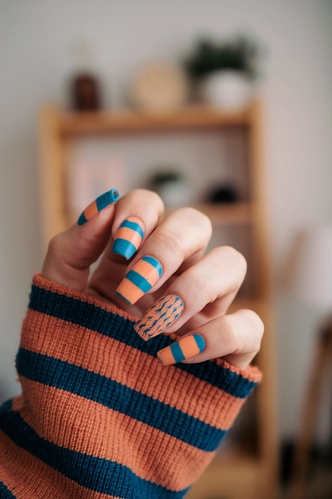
[0, 274, 262, 498]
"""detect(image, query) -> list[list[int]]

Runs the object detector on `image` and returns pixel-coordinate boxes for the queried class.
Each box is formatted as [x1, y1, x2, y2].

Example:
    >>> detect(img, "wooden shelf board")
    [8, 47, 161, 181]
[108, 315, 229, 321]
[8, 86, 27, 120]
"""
[66, 202, 253, 228]
[191, 202, 252, 225]
[59, 105, 252, 136]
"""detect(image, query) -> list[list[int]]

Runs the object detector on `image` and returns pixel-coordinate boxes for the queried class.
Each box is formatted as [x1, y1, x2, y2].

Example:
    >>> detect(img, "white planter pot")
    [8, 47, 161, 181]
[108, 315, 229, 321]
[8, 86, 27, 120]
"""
[154, 180, 192, 208]
[200, 71, 253, 111]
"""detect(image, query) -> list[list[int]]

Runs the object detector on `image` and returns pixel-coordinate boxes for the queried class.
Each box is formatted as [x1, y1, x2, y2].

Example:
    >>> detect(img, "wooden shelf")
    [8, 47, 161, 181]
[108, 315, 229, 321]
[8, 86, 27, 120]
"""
[67, 202, 253, 228]
[58, 104, 252, 136]
[191, 202, 253, 226]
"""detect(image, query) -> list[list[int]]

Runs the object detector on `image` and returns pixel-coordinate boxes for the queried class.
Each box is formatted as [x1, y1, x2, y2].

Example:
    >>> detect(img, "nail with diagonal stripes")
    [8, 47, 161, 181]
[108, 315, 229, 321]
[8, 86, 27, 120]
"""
[157, 334, 206, 366]
[116, 255, 163, 305]
[77, 189, 120, 226]
[134, 294, 184, 341]
[112, 217, 145, 259]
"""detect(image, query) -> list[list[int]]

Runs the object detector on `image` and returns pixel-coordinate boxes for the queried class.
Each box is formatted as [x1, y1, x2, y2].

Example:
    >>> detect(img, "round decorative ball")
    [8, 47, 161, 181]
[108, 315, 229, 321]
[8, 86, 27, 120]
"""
[128, 63, 189, 111]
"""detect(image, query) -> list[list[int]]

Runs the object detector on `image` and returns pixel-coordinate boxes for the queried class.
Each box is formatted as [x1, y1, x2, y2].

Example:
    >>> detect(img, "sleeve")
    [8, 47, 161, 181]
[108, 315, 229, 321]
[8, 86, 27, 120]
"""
[0, 274, 262, 499]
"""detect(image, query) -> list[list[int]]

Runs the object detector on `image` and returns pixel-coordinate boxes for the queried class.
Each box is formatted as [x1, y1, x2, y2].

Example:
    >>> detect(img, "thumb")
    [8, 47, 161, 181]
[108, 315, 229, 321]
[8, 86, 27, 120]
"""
[42, 189, 120, 291]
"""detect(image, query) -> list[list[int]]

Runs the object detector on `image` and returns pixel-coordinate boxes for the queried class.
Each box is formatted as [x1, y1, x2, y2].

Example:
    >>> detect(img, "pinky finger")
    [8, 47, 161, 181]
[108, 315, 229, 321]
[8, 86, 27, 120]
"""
[156, 309, 264, 370]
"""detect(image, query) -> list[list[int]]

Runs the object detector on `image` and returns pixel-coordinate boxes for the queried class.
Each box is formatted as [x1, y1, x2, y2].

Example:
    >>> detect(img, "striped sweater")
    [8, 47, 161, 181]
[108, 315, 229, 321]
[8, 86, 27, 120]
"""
[0, 274, 262, 498]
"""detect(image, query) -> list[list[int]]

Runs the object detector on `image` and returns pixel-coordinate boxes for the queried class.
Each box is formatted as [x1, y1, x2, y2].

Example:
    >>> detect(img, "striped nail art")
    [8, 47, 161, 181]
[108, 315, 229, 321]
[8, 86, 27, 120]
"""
[134, 294, 184, 341]
[112, 217, 145, 259]
[157, 334, 206, 366]
[116, 255, 163, 305]
[77, 189, 120, 226]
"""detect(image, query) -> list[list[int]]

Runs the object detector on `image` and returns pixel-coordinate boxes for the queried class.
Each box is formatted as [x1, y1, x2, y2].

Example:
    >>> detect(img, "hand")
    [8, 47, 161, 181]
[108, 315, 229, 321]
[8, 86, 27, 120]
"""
[42, 189, 264, 369]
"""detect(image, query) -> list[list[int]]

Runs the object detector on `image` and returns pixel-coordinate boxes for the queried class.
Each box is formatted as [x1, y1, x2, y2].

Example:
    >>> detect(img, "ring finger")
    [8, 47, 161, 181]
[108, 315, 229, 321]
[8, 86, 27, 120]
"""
[133, 245, 247, 341]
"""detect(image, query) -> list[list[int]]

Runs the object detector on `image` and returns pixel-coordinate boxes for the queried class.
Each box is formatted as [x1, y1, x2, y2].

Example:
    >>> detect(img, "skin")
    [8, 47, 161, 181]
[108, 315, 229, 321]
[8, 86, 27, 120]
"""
[42, 189, 264, 370]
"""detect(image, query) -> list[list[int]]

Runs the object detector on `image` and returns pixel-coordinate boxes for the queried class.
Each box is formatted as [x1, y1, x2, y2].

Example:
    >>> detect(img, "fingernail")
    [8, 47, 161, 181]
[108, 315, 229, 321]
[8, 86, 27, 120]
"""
[157, 334, 206, 366]
[112, 217, 145, 259]
[116, 255, 162, 305]
[77, 189, 120, 226]
[134, 294, 184, 341]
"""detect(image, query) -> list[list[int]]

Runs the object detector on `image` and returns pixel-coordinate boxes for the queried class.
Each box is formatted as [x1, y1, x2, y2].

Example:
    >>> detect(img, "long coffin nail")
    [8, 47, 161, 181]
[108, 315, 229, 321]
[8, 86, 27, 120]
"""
[157, 334, 206, 366]
[112, 217, 145, 259]
[77, 189, 120, 226]
[116, 255, 163, 305]
[134, 294, 184, 341]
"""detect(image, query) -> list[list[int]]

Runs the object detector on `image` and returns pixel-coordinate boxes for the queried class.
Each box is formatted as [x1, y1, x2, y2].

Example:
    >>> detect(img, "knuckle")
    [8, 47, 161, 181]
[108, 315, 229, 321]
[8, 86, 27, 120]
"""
[47, 233, 63, 257]
[156, 227, 185, 256]
[213, 246, 247, 285]
[238, 309, 265, 354]
[181, 207, 213, 237]
[222, 315, 241, 347]
[248, 310, 265, 342]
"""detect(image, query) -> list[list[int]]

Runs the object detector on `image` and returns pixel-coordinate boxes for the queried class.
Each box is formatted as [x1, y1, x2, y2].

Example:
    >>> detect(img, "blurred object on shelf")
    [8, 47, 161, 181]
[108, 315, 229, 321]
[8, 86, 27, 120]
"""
[66, 157, 127, 217]
[207, 183, 239, 204]
[200, 70, 254, 112]
[71, 73, 101, 111]
[128, 63, 189, 111]
[68, 38, 102, 111]
[184, 34, 263, 111]
[284, 226, 332, 499]
[148, 168, 192, 208]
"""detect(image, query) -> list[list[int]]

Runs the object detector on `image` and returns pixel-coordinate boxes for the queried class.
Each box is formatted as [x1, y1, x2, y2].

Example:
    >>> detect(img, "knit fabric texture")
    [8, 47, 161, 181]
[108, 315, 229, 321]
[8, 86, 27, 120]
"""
[0, 274, 262, 498]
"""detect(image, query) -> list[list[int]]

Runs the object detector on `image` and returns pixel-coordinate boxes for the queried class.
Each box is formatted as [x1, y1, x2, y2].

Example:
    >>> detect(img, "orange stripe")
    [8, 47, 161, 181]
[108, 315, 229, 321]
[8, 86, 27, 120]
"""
[84, 200, 98, 220]
[116, 277, 145, 304]
[179, 335, 201, 359]
[0, 429, 117, 499]
[127, 216, 145, 232]
[21, 309, 245, 429]
[130, 259, 160, 285]
[157, 346, 176, 366]
[13, 382, 214, 491]
[115, 227, 142, 248]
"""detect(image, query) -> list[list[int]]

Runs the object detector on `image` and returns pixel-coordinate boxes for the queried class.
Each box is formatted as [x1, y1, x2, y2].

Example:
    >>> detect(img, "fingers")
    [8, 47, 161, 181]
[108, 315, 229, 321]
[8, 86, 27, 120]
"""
[157, 309, 264, 370]
[42, 189, 120, 291]
[134, 246, 247, 341]
[111, 189, 164, 259]
[88, 189, 165, 302]
[115, 207, 212, 305]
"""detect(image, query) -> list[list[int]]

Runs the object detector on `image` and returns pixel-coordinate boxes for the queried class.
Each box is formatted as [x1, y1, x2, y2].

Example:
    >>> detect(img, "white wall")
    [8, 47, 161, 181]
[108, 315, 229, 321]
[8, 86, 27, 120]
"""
[1, 0, 332, 440]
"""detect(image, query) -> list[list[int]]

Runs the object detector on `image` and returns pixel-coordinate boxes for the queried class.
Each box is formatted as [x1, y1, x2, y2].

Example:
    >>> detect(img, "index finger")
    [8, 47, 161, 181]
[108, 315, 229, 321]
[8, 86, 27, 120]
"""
[42, 188, 120, 291]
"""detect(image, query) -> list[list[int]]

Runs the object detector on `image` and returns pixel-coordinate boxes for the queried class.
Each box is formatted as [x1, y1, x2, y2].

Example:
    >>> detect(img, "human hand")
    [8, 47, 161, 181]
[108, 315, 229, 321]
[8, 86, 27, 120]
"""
[42, 188, 263, 369]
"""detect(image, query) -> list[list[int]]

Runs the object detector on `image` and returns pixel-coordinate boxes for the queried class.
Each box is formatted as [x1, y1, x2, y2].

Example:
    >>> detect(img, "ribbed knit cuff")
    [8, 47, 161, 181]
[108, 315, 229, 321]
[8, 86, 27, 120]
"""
[0, 274, 262, 498]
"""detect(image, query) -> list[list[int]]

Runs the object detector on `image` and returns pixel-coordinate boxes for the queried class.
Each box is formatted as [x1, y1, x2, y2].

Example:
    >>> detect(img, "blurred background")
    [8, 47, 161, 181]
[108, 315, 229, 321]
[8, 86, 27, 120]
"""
[1, 1, 332, 497]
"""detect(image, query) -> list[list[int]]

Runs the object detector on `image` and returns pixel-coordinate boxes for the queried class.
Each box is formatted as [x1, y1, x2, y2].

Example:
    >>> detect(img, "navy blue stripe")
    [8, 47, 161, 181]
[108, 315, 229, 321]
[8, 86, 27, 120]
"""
[0, 399, 13, 413]
[28, 284, 258, 398]
[16, 348, 225, 452]
[0, 400, 16, 498]
[120, 219, 144, 237]
[0, 409, 187, 498]
[126, 270, 152, 292]
[95, 189, 120, 211]
[77, 211, 88, 226]
[142, 256, 163, 276]
[113, 239, 137, 258]
[115, 290, 132, 304]
[0, 481, 16, 498]
[171, 342, 185, 362]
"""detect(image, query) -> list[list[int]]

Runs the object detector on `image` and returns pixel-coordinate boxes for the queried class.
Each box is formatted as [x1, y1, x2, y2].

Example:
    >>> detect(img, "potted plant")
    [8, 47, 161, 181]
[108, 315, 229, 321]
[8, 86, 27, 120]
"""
[148, 169, 191, 207]
[185, 35, 261, 110]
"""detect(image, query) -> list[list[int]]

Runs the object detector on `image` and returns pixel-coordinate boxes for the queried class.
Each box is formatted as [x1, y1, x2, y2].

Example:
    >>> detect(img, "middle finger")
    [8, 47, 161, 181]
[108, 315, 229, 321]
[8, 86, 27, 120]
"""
[115, 207, 212, 306]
